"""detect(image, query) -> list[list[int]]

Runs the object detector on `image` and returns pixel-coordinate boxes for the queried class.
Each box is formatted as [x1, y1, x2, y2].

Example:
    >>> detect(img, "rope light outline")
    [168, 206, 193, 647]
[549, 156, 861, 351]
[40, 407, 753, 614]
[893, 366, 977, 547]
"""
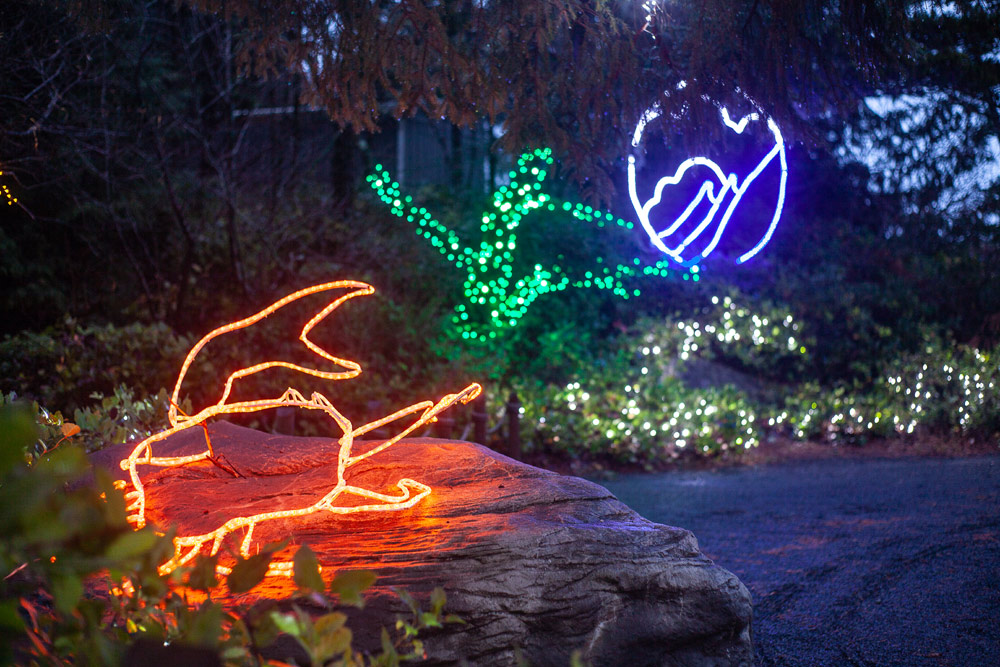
[627, 87, 788, 266]
[117, 280, 481, 577]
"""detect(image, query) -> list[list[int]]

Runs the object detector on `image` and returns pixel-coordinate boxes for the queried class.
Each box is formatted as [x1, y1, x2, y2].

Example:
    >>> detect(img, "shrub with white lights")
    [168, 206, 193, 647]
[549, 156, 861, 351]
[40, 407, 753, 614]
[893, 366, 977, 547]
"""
[516, 292, 998, 463]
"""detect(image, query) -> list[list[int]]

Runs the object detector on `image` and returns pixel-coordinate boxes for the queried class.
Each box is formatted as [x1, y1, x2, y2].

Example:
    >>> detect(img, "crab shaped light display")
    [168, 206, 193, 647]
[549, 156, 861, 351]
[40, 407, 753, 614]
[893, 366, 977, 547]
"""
[118, 280, 481, 577]
[627, 90, 788, 266]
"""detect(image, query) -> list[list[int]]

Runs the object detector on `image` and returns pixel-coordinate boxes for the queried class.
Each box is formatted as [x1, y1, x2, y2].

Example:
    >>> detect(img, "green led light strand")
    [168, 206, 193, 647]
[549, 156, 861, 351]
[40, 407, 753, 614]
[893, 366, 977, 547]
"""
[367, 148, 688, 341]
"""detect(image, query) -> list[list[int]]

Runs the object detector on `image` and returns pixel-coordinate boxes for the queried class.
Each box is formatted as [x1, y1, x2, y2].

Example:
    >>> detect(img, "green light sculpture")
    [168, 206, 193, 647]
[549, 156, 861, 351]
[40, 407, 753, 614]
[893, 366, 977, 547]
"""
[367, 148, 687, 341]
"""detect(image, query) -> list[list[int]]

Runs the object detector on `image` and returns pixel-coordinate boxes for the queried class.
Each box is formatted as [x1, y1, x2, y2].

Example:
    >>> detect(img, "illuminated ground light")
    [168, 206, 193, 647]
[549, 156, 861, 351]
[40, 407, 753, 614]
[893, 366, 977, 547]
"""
[367, 148, 688, 341]
[628, 88, 788, 266]
[118, 280, 481, 577]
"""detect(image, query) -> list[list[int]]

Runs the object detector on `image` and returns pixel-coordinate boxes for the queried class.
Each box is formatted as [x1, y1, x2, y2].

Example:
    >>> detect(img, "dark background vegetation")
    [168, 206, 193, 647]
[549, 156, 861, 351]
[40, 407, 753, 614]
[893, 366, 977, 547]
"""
[1, 0, 998, 447]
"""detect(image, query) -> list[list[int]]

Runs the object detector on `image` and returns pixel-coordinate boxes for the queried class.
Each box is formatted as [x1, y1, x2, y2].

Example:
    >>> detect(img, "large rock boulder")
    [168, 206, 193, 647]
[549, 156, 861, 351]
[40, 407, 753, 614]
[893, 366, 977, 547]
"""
[92, 422, 752, 666]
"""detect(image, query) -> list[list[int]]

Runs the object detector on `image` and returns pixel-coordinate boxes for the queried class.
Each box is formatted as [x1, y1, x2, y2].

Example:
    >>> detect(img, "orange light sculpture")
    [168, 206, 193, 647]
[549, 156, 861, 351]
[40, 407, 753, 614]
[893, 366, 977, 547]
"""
[118, 280, 481, 577]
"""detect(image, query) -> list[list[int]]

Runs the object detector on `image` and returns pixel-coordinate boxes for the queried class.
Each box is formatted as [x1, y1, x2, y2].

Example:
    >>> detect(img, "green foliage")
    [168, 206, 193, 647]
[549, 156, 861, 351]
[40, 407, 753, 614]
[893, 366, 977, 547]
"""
[0, 401, 461, 665]
[330, 570, 378, 609]
[1, 391, 76, 463]
[6, 270, 998, 471]
[0, 318, 194, 413]
[72, 386, 184, 451]
[2, 0, 989, 445]
[0, 402, 173, 664]
[0, 284, 469, 440]
[519, 373, 759, 464]
[641, 291, 815, 383]
[2, 386, 183, 459]
[293, 545, 324, 593]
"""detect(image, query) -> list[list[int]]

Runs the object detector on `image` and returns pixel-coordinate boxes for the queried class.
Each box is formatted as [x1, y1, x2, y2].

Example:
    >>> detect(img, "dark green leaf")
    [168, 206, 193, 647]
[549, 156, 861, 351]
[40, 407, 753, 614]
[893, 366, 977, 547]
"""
[188, 554, 220, 592]
[0, 599, 25, 632]
[105, 528, 159, 561]
[380, 626, 398, 662]
[430, 586, 446, 615]
[314, 611, 346, 635]
[330, 569, 376, 608]
[94, 467, 127, 526]
[248, 611, 279, 647]
[22, 508, 70, 542]
[292, 544, 323, 593]
[227, 552, 272, 594]
[0, 403, 37, 472]
[34, 445, 86, 478]
[313, 613, 351, 662]
[186, 602, 223, 648]
[50, 573, 84, 615]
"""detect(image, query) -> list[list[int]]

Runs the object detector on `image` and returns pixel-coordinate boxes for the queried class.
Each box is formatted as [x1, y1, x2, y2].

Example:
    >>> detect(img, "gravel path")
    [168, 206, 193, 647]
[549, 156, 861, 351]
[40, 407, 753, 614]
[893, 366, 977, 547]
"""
[591, 456, 1000, 667]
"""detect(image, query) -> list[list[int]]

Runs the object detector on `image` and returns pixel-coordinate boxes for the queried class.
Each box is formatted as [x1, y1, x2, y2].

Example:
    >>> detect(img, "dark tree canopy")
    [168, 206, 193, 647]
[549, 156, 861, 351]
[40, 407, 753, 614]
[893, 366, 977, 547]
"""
[156, 0, 912, 191]
[2, 0, 997, 341]
[843, 1, 1000, 227]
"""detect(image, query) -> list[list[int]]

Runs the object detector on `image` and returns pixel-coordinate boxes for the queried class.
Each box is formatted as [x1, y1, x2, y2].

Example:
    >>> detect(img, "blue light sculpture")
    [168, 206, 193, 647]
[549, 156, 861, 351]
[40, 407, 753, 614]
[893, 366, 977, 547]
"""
[628, 93, 788, 266]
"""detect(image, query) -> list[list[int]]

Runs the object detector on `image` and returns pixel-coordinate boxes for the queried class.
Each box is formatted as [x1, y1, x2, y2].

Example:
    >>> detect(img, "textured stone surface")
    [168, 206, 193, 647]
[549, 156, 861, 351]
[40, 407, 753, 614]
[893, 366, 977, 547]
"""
[92, 422, 753, 666]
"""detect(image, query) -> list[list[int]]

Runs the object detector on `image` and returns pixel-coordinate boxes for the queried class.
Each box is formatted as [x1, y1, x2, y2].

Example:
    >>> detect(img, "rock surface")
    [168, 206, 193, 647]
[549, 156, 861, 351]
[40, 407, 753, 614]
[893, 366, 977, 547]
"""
[92, 422, 753, 666]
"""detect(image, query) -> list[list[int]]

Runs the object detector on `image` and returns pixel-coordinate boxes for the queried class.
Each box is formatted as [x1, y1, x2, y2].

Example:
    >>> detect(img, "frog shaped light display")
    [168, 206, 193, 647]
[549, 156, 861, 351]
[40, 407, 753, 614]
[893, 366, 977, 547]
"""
[367, 149, 682, 342]
[118, 280, 481, 576]
[627, 89, 788, 266]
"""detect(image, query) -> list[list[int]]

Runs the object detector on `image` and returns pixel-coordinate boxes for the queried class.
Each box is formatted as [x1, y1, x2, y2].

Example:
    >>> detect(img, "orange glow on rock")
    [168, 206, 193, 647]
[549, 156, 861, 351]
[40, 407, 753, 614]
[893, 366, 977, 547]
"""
[118, 280, 481, 577]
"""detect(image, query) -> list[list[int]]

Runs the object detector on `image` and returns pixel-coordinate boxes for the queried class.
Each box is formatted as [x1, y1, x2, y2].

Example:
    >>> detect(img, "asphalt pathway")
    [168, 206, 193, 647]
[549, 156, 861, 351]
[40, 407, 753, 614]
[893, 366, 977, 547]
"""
[592, 456, 1000, 667]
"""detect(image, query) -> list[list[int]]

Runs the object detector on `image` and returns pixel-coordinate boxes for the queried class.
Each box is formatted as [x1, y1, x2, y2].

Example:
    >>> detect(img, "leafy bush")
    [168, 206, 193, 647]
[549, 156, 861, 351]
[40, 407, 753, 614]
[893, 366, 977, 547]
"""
[513, 290, 807, 464]
[2, 386, 183, 459]
[513, 290, 999, 464]
[0, 318, 195, 413]
[5, 273, 997, 469]
[773, 333, 999, 442]
[518, 373, 759, 464]
[636, 291, 815, 383]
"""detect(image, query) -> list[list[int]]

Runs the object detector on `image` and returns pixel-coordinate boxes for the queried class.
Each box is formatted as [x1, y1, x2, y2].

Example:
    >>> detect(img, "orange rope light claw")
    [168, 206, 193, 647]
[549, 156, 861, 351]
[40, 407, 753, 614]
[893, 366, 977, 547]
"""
[118, 281, 481, 577]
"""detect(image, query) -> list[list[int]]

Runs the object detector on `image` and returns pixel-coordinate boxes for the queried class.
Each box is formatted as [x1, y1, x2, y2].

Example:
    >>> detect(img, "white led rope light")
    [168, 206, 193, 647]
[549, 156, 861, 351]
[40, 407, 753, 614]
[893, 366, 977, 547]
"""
[627, 87, 788, 265]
